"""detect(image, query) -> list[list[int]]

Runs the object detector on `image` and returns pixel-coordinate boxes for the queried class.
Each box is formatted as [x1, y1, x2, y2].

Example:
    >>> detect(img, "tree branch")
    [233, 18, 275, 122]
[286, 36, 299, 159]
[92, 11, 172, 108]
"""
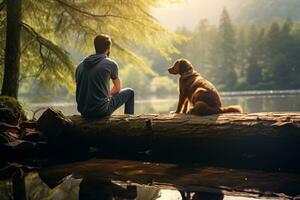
[0, 0, 6, 12]
[54, 0, 132, 21]
[21, 38, 34, 54]
[60, 4, 99, 35]
[113, 42, 157, 76]
[20, 22, 74, 78]
[53, 0, 160, 34]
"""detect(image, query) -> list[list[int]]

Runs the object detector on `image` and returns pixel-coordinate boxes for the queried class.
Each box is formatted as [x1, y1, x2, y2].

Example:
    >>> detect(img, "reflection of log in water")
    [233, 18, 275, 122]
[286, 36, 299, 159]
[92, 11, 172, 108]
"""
[39, 159, 300, 199]
[79, 179, 137, 200]
[12, 169, 26, 200]
[65, 112, 300, 171]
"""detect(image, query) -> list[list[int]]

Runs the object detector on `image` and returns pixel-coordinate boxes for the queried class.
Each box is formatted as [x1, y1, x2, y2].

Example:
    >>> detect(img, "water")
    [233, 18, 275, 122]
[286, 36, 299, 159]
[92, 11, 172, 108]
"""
[2, 90, 300, 199]
[28, 90, 300, 118]
[2, 159, 297, 200]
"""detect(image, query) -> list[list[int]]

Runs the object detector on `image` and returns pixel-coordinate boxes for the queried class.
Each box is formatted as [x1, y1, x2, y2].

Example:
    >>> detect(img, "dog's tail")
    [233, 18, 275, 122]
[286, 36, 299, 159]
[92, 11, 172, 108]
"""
[221, 105, 243, 113]
[188, 102, 243, 116]
[188, 101, 220, 115]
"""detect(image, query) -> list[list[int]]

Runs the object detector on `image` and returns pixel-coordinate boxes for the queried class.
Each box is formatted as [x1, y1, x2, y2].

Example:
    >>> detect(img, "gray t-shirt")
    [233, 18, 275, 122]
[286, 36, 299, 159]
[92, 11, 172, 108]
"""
[75, 54, 119, 116]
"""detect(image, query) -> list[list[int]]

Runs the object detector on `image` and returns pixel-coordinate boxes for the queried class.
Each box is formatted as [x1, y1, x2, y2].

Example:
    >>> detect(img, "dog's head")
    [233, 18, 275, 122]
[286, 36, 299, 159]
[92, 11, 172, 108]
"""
[168, 59, 194, 75]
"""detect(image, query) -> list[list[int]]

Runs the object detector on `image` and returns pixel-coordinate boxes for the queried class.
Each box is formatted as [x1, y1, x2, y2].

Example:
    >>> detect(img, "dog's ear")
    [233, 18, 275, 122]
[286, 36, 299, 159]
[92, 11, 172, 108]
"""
[179, 60, 193, 74]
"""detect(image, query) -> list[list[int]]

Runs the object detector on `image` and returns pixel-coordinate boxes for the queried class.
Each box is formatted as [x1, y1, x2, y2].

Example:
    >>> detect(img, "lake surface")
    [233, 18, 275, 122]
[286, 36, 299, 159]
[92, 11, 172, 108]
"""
[2, 159, 298, 200]
[28, 90, 300, 118]
[2, 90, 299, 199]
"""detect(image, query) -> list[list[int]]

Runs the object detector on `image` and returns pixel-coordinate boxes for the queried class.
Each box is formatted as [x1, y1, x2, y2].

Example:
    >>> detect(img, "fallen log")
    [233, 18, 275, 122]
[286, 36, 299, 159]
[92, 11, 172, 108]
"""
[66, 112, 300, 172]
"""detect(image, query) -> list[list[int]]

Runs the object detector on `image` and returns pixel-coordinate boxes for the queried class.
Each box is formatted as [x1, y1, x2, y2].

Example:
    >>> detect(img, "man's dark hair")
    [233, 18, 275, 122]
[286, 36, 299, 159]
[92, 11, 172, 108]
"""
[94, 34, 112, 54]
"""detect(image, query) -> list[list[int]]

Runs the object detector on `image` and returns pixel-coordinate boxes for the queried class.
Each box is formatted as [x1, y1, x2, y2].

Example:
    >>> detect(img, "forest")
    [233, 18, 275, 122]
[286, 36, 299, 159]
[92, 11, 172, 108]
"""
[1, 0, 300, 100]
[121, 8, 300, 97]
[149, 9, 300, 91]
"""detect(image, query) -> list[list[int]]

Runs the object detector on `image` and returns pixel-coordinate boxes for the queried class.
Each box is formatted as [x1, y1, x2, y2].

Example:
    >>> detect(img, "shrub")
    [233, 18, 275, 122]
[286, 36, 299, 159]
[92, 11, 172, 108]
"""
[0, 96, 27, 120]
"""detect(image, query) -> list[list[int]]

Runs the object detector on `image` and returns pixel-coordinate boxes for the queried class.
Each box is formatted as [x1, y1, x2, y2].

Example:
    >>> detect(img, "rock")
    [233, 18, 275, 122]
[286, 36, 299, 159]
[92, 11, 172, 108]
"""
[3, 140, 37, 150]
[0, 121, 20, 144]
[0, 130, 19, 144]
[22, 131, 47, 143]
[21, 121, 38, 129]
[37, 107, 73, 141]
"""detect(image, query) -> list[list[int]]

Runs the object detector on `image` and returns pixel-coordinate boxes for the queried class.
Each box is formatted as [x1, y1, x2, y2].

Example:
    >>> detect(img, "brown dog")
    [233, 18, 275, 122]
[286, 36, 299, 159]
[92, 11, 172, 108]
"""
[168, 59, 242, 115]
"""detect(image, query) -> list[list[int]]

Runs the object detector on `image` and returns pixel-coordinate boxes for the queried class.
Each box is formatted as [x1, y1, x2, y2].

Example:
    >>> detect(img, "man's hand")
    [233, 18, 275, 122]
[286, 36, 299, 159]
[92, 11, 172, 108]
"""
[110, 78, 121, 96]
[110, 86, 119, 95]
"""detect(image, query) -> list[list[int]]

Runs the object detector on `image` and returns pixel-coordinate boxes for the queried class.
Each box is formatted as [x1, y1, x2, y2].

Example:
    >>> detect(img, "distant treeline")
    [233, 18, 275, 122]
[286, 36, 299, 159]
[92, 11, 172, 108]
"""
[13, 7, 300, 100]
[148, 8, 300, 91]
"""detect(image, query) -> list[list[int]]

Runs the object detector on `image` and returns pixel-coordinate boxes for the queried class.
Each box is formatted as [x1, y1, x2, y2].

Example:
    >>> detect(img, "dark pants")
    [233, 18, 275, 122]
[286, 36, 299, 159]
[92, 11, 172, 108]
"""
[83, 88, 134, 118]
[107, 88, 134, 115]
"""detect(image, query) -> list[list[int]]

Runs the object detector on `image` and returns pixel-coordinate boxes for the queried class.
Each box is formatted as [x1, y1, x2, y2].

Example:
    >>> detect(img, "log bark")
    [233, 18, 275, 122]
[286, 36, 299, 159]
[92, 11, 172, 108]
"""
[67, 112, 300, 172]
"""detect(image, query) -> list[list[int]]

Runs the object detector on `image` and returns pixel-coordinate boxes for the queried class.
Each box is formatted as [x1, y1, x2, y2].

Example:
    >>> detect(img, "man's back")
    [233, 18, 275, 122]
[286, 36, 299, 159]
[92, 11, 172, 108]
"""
[75, 54, 119, 116]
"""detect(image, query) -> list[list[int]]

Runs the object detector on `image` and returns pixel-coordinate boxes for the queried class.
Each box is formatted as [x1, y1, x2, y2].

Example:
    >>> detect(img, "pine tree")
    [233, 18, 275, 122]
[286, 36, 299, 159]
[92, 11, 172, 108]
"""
[246, 25, 262, 85]
[290, 21, 300, 87]
[275, 19, 294, 87]
[265, 19, 295, 88]
[236, 27, 247, 78]
[216, 8, 237, 89]
[190, 18, 214, 76]
[264, 21, 281, 83]
[0, 0, 183, 98]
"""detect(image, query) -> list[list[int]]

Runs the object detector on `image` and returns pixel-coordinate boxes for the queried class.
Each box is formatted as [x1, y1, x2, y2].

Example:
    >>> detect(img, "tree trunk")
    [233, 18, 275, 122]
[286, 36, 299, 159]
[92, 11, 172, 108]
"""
[63, 112, 300, 172]
[1, 0, 22, 98]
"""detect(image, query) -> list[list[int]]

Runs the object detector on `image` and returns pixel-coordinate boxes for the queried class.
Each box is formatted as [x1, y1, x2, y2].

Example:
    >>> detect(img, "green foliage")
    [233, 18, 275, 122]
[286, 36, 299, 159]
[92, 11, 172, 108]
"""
[0, 95, 27, 120]
[0, 0, 184, 95]
[245, 25, 263, 84]
[246, 61, 262, 85]
[150, 76, 177, 96]
[2, 1, 300, 99]
[149, 10, 300, 91]
[216, 8, 237, 88]
[120, 65, 151, 97]
[120, 65, 177, 98]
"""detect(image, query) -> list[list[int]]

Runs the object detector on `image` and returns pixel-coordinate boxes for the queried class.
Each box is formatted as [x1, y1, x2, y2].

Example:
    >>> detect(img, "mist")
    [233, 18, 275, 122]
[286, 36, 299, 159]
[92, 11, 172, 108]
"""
[152, 0, 236, 30]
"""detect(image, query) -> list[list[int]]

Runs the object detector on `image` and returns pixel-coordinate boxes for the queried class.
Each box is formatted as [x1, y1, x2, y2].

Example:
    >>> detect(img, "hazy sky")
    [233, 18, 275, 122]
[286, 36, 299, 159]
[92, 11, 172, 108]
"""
[152, 0, 232, 30]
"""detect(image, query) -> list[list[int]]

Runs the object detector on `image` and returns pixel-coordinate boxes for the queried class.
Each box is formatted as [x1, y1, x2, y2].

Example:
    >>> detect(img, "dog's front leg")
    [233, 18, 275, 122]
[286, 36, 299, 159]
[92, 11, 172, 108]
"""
[182, 99, 189, 114]
[175, 92, 186, 114]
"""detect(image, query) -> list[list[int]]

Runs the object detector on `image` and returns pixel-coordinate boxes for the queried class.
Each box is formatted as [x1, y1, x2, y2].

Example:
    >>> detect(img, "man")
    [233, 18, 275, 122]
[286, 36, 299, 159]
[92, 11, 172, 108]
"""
[75, 34, 134, 118]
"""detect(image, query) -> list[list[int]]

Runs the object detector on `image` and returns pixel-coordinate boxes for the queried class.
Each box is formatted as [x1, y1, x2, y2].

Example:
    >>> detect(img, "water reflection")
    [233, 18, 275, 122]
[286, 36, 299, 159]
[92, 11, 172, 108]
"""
[29, 92, 300, 118]
[0, 172, 256, 200]
[0, 172, 162, 200]
[1, 155, 298, 200]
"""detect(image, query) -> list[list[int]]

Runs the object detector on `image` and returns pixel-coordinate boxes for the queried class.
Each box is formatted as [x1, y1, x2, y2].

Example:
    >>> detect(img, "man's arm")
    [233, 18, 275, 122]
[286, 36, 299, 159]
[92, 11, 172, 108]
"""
[110, 78, 121, 96]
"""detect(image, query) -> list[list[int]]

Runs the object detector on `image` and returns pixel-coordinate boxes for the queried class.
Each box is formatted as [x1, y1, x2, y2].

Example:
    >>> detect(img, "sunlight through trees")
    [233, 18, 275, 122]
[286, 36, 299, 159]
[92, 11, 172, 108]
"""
[0, 0, 184, 98]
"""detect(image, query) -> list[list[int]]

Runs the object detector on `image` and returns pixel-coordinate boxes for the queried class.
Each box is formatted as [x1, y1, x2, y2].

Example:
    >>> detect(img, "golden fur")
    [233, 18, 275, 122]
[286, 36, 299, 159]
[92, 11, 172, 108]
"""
[168, 59, 243, 115]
